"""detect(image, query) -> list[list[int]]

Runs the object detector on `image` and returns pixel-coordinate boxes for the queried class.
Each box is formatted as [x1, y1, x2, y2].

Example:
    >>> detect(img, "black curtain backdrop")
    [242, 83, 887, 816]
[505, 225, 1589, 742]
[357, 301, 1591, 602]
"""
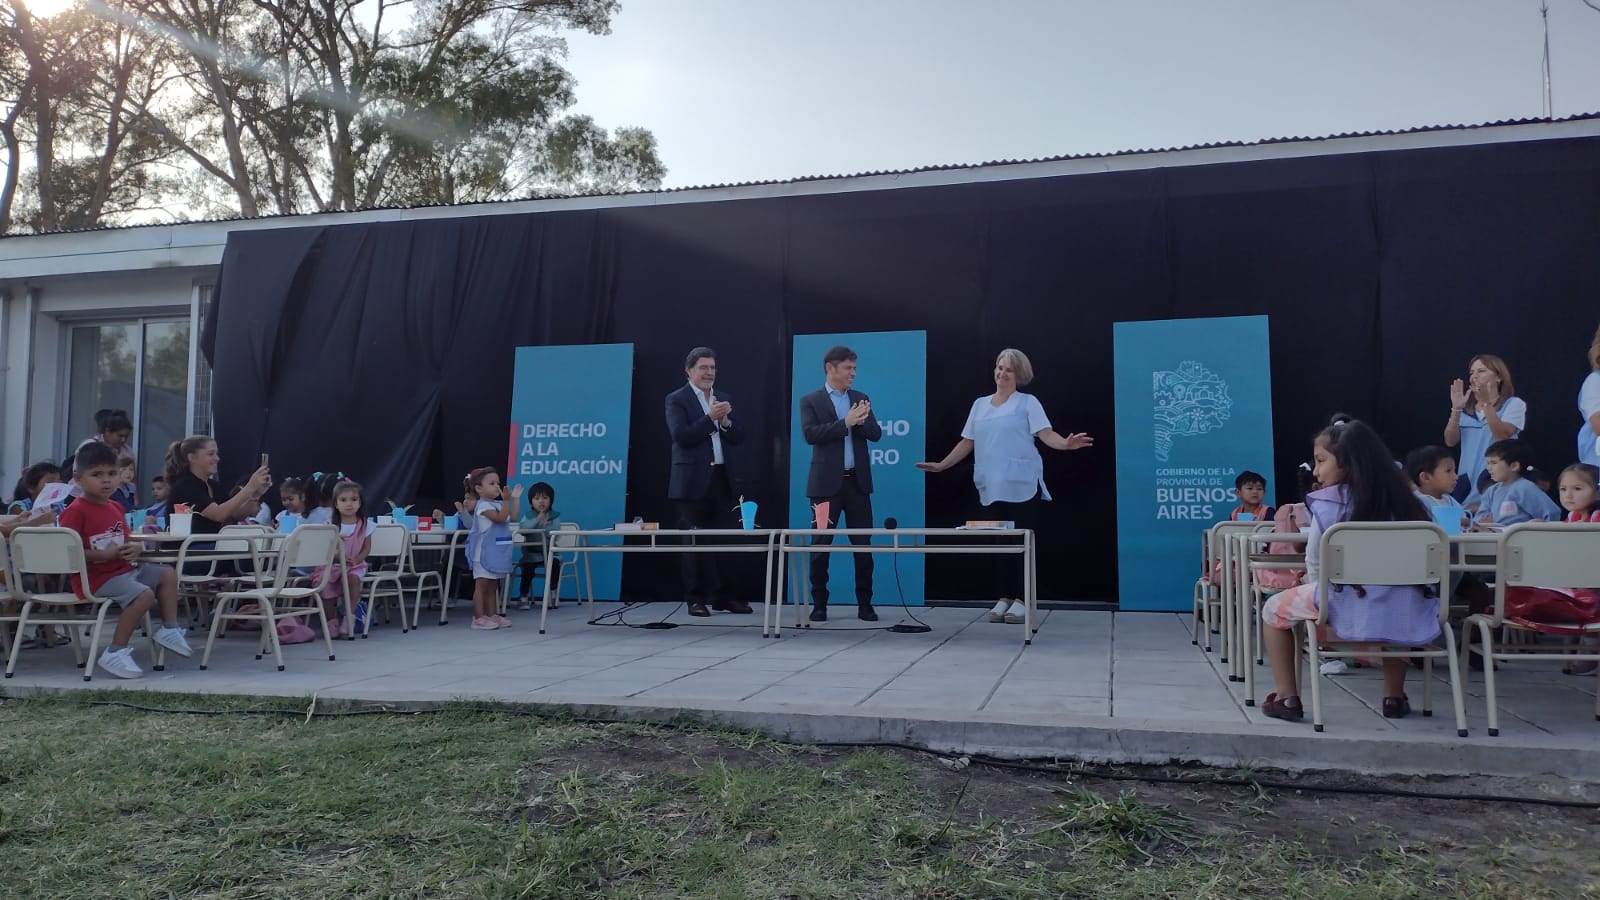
[207, 136, 1600, 604]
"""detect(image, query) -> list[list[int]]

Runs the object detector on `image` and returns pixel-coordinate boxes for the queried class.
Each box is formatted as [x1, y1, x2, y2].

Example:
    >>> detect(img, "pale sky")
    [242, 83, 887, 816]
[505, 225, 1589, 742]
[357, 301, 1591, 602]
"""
[562, 0, 1600, 188]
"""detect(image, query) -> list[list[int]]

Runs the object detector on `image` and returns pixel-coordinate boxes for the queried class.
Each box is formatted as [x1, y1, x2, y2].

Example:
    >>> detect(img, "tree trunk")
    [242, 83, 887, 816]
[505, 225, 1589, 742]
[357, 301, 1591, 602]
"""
[30, 88, 56, 231]
[204, 63, 260, 218]
[82, 41, 137, 227]
[16, 11, 57, 231]
[0, 102, 22, 233]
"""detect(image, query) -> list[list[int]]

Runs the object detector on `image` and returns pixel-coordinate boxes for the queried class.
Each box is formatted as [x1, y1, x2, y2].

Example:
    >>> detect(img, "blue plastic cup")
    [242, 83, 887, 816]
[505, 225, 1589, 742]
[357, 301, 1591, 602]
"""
[1237, 512, 1254, 522]
[1430, 505, 1463, 535]
[740, 501, 758, 530]
[443, 515, 461, 531]
[279, 514, 300, 533]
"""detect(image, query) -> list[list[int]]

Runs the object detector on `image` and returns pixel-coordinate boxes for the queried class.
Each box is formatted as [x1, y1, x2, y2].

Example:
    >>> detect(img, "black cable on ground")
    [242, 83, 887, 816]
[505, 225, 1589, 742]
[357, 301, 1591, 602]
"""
[51, 698, 1600, 810]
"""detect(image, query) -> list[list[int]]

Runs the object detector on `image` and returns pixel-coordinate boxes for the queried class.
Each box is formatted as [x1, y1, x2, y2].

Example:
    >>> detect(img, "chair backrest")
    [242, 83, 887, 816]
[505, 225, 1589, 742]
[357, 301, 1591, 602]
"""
[368, 523, 408, 560]
[215, 524, 267, 554]
[1318, 521, 1448, 622]
[281, 524, 339, 577]
[550, 522, 581, 551]
[0, 536, 15, 599]
[1207, 520, 1263, 568]
[1498, 522, 1600, 590]
[9, 527, 89, 579]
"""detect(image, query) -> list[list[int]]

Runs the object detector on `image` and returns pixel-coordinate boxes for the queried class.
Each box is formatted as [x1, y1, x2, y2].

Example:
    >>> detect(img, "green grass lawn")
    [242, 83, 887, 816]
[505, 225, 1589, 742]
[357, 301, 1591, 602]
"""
[0, 692, 1592, 898]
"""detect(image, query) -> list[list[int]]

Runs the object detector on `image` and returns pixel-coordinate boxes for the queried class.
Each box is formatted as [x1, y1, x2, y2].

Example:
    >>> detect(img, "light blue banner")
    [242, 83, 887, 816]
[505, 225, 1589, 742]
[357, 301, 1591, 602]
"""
[1112, 316, 1275, 612]
[789, 331, 926, 605]
[508, 343, 633, 600]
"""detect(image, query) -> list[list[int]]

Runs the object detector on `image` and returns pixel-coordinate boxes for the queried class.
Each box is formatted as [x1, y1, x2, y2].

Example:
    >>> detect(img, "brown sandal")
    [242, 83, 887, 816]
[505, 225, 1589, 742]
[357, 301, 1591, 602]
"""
[1262, 692, 1303, 721]
[1382, 694, 1411, 718]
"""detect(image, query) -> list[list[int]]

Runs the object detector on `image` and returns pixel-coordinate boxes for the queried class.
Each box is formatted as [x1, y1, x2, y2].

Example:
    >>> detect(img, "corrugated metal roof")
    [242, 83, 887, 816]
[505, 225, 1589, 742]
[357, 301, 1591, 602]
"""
[8, 112, 1600, 238]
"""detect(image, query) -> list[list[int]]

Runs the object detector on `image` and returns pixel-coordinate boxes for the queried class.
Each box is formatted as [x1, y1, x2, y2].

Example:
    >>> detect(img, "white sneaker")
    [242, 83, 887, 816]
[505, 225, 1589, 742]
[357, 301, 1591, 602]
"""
[97, 647, 144, 679]
[1319, 659, 1349, 676]
[987, 600, 1010, 623]
[153, 627, 193, 658]
[1003, 601, 1027, 625]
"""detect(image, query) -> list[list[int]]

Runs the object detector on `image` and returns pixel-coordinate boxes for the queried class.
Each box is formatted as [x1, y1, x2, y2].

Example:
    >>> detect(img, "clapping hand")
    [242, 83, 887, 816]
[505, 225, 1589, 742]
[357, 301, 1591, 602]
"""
[1471, 379, 1496, 407]
[1449, 378, 1468, 411]
[117, 541, 142, 562]
[845, 400, 871, 427]
[511, 484, 525, 500]
[709, 400, 732, 423]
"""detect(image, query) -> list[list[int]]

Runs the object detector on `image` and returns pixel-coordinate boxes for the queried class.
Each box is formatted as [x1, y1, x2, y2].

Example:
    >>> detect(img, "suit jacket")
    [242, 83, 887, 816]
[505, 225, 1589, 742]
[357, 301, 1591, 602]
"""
[800, 387, 882, 497]
[665, 382, 745, 500]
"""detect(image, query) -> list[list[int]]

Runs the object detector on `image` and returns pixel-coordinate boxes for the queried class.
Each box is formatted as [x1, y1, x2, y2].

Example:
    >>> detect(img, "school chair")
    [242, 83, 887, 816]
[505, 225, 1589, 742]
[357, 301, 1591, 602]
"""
[1304, 521, 1468, 736]
[4, 527, 167, 681]
[1461, 522, 1600, 736]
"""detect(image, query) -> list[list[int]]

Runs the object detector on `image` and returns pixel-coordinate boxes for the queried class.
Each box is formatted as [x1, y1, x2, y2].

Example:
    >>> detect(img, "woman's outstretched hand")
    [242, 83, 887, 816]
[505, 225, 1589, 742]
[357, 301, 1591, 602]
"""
[1063, 432, 1093, 450]
[915, 461, 947, 473]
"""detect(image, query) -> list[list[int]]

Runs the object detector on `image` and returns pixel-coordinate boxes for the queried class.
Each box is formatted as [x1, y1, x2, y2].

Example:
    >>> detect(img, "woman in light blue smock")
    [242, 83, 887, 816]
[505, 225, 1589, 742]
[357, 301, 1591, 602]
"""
[1443, 354, 1524, 509]
[918, 348, 1093, 623]
[1577, 326, 1600, 467]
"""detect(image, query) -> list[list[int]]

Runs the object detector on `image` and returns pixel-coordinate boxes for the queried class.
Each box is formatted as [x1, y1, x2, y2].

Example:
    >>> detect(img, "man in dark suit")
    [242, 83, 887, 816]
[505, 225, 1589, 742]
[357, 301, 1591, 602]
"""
[799, 345, 883, 622]
[665, 347, 752, 617]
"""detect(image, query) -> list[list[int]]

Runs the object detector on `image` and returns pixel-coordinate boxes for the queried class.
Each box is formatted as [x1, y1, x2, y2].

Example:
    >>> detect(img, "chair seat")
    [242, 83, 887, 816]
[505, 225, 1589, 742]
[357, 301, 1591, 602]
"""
[19, 594, 100, 609]
[1466, 612, 1600, 641]
[1503, 617, 1600, 637]
[218, 587, 322, 603]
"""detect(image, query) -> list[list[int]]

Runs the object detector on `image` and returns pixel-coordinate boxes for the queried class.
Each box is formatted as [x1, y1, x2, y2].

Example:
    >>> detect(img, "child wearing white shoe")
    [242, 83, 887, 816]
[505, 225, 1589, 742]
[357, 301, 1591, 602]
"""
[58, 442, 192, 679]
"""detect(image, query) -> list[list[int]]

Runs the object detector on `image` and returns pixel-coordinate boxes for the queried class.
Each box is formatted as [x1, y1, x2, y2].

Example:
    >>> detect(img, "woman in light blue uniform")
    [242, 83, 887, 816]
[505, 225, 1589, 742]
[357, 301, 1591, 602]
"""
[1577, 326, 1600, 467]
[1443, 354, 1524, 509]
[918, 348, 1093, 623]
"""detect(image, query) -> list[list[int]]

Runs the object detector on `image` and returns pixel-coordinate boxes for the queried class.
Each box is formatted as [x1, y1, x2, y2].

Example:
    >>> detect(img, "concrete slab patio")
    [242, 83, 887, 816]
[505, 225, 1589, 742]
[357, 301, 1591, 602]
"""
[5, 603, 1596, 781]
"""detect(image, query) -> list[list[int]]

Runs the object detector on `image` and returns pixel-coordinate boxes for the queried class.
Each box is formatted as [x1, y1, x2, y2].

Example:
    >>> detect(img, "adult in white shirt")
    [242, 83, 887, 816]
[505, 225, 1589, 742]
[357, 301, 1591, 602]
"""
[917, 348, 1092, 622]
[1578, 325, 1600, 467]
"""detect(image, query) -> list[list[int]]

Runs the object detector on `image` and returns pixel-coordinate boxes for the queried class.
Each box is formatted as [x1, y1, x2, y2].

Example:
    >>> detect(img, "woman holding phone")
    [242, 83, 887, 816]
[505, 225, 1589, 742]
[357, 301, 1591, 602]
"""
[162, 435, 272, 535]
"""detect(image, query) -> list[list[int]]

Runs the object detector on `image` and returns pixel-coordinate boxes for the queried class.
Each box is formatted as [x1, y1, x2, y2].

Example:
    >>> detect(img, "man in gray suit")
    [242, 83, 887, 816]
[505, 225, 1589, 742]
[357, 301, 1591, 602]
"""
[798, 345, 882, 622]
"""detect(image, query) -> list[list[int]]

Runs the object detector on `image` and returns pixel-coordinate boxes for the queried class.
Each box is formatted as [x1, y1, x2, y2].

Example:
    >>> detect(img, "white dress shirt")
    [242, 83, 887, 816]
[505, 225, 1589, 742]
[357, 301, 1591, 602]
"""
[690, 382, 724, 464]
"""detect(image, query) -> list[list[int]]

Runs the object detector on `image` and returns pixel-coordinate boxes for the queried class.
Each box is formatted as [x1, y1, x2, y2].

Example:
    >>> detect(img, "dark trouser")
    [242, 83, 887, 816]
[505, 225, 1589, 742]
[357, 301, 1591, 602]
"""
[981, 495, 1039, 600]
[810, 472, 874, 607]
[517, 555, 562, 601]
[675, 465, 735, 603]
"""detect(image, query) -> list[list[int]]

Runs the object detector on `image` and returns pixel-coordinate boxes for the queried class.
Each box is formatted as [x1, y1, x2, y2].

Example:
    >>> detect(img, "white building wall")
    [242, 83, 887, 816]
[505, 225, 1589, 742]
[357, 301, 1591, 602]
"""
[0, 268, 211, 498]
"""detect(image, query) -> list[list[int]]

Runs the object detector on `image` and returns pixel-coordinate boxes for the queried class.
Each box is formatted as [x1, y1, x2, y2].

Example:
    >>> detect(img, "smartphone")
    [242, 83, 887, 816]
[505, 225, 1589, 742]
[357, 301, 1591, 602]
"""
[260, 452, 270, 469]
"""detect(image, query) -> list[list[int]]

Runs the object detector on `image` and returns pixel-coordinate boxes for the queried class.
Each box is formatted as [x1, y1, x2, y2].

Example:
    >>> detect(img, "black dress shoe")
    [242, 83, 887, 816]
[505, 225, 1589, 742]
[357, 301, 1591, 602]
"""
[713, 599, 753, 614]
[687, 602, 711, 618]
[857, 604, 878, 622]
[808, 606, 828, 622]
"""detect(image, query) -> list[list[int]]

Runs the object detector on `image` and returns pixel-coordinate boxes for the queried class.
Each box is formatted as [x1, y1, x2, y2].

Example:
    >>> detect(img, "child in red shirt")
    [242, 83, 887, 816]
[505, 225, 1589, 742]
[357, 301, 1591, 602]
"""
[1229, 470, 1274, 522]
[57, 442, 192, 679]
